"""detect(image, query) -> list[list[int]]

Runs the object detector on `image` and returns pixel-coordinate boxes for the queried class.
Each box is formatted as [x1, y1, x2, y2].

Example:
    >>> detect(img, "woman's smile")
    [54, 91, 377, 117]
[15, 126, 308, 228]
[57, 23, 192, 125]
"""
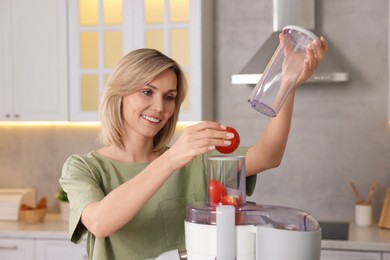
[141, 114, 161, 124]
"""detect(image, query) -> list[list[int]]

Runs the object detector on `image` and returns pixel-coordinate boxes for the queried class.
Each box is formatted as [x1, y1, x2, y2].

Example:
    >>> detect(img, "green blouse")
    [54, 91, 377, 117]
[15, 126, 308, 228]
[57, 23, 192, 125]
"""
[60, 147, 256, 260]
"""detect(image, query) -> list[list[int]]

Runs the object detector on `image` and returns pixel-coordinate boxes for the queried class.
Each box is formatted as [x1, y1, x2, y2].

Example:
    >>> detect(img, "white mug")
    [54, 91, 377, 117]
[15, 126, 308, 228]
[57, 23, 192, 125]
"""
[355, 203, 372, 227]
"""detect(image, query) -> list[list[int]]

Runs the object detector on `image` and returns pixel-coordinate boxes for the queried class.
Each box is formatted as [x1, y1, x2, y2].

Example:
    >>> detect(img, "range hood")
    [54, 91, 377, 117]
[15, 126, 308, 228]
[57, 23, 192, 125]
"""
[231, 0, 349, 85]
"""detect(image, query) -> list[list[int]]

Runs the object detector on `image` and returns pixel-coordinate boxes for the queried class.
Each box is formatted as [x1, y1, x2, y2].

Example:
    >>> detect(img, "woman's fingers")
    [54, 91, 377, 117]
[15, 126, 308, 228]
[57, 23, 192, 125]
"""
[304, 37, 328, 72]
[186, 121, 235, 147]
[190, 121, 226, 132]
[167, 122, 237, 167]
[320, 36, 328, 54]
[311, 37, 327, 61]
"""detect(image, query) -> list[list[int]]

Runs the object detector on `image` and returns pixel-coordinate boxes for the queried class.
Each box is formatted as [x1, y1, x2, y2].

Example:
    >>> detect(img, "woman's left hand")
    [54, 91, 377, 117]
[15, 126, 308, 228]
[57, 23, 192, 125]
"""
[295, 36, 328, 85]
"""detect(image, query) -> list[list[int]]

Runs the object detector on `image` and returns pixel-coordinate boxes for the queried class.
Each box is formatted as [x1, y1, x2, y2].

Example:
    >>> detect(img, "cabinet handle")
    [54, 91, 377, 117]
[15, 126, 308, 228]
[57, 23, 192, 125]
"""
[14, 114, 19, 118]
[0, 245, 18, 250]
[5, 114, 10, 118]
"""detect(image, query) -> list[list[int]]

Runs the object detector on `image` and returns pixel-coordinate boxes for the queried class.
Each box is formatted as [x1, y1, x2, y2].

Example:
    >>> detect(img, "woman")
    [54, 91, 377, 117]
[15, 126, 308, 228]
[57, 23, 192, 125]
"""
[60, 35, 327, 259]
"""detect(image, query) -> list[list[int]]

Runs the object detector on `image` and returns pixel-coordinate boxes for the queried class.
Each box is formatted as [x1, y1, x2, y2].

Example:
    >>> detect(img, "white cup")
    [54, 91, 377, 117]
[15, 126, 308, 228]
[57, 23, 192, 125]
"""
[355, 203, 372, 227]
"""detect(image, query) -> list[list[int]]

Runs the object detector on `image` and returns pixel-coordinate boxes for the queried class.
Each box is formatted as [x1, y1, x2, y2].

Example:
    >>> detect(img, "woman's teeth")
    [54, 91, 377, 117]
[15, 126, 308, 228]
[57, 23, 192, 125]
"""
[142, 115, 161, 123]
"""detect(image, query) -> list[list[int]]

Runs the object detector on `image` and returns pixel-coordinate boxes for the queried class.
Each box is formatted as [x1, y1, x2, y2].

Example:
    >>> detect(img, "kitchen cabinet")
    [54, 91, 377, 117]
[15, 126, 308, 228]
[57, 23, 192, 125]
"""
[35, 239, 87, 260]
[0, 214, 87, 260]
[68, 0, 213, 121]
[0, 0, 68, 121]
[0, 238, 34, 260]
[321, 249, 381, 260]
[0, 238, 86, 260]
[383, 253, 390, 260]
[1, 0, 212, 122]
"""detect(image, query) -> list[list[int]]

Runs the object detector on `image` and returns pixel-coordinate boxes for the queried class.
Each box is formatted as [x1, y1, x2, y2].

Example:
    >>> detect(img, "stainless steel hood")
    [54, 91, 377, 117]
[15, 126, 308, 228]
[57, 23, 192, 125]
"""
[231, 0, 349, 85]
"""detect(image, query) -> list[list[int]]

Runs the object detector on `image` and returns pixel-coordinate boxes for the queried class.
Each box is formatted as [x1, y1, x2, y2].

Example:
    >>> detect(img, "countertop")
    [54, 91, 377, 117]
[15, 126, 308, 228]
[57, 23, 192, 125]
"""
[321, 223, 390, 252]
[0, 213, 69, 240]
[0, 215, 390, 253]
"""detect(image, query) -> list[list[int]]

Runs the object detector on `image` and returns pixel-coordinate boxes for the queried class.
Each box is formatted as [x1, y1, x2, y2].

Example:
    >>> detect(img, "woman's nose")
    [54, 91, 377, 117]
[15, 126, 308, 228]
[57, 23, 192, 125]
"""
[151, 97, 164, 112]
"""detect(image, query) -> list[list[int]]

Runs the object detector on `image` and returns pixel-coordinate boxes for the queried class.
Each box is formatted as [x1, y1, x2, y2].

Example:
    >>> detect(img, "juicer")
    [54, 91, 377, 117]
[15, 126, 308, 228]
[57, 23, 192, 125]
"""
[156, 155, 321, 260]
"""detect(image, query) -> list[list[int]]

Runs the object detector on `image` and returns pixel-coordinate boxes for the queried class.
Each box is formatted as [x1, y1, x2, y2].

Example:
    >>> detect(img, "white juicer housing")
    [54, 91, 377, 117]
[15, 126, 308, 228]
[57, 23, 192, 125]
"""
[184, 203, 321, 260]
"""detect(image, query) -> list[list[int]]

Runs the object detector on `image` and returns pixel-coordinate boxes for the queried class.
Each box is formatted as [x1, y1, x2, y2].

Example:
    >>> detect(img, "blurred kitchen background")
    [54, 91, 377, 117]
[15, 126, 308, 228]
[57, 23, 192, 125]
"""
[0, 0, 389, 224]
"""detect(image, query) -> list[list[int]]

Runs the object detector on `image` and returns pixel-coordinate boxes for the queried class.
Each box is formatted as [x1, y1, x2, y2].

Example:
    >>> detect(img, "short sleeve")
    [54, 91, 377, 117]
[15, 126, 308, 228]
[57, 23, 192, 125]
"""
[60, 154, 105, 243]
[246, 174, 257, 196]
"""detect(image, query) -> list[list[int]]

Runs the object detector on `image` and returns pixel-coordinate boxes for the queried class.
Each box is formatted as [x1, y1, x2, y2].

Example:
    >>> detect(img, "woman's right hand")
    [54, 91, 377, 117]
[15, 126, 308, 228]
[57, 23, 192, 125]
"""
[163, 121, 235, 170]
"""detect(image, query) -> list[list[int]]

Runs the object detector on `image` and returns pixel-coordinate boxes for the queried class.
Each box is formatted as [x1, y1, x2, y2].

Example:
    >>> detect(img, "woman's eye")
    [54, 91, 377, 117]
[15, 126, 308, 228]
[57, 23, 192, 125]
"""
[165, 95, 176, 101]
[142, 90, 153, 96]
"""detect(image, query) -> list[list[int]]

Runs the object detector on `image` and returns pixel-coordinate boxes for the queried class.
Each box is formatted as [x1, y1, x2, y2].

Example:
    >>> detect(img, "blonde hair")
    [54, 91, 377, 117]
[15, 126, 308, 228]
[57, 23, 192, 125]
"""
[98, 48, 187, 153]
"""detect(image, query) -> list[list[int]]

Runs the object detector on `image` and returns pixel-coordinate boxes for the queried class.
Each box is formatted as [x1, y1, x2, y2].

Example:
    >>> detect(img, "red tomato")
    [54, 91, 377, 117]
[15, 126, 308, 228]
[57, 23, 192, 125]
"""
[221, 195, 240, 207]
[216, 126, 240, 154]
[208, 179, 227, 205]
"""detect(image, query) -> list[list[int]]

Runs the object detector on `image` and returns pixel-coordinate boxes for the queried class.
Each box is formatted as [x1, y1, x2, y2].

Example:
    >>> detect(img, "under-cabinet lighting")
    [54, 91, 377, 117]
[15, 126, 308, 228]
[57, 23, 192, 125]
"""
[176, 121, 200, 128]
[0, 121, 101, 127]
[0, 121, 199, 128]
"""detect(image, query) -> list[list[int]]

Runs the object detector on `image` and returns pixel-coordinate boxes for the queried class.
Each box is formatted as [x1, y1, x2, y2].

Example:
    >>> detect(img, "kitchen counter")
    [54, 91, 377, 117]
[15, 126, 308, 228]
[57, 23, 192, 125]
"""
[0, 213, 69, 240]
[321, 223, 390, 252]
[0, 215, 389, 253]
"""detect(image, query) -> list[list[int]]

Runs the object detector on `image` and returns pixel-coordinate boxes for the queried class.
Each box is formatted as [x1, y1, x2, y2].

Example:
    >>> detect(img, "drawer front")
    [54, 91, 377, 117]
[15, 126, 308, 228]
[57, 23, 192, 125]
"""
[0, 238, 34, 260]
[321, 249, 381, 260]
[35, 239, 87, 260]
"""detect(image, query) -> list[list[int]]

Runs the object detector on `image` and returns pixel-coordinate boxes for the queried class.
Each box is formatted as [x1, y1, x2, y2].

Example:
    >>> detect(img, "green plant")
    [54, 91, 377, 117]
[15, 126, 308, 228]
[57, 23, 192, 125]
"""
[56, 188, 69, 202]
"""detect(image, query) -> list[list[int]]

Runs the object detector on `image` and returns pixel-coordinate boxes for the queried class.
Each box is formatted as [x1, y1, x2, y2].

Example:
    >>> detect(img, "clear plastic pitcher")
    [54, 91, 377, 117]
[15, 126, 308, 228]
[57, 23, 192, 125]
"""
[248, 25, 319, 117]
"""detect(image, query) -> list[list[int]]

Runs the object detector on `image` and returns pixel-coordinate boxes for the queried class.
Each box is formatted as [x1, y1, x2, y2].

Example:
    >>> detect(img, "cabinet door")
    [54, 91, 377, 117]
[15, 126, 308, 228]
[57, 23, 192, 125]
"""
[321, 249, 381, 260]
[383, 253, 390, 260]
[35, 239, 87, 260]
[0, 238, 34, 260]
[68, 0, 124, 121]
[68, 0, 213, 122]
[135, 0, 213, 121]
[0, 0, 13, 119]
[2, 0, 68, 121]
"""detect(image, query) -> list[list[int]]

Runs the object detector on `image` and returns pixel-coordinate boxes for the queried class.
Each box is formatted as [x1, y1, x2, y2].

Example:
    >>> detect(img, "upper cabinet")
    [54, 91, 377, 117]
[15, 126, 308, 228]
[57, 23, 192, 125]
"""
[0, 0, 68, 121]
[68, 0, 213, 122]
[0, 0, 212, 122]
[68, 0, 123, 121]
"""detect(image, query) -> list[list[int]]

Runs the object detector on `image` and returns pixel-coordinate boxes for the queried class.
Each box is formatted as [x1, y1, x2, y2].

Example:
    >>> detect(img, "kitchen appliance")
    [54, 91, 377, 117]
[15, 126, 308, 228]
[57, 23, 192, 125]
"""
[319, 221, 349, 240]
[184, 202, 321, 259]
[155, 156, 321, 260]
[231, 0, 349, 85]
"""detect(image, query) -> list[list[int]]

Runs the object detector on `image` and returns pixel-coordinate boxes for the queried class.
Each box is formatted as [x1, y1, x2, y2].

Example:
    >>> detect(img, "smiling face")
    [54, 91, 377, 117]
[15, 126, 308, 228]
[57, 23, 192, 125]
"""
[122, 69, 178, 141]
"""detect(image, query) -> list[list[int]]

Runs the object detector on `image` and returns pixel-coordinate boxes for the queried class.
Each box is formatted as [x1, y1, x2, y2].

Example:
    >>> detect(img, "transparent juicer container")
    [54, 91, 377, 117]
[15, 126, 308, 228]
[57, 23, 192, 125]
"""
[207, 156, 246, 207]
[248, 25, 319, 117]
